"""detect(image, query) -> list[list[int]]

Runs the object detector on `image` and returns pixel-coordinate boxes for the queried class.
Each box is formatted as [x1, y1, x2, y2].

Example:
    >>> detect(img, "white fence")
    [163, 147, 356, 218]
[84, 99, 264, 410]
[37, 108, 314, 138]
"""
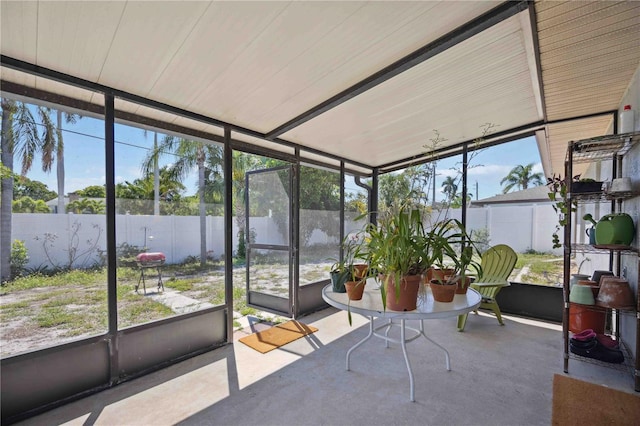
[9, 203, 562, 270]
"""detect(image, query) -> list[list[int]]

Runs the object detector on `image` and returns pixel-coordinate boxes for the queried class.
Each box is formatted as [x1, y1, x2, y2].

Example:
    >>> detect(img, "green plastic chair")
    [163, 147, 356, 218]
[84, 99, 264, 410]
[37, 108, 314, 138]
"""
[457, 244, 517, 332]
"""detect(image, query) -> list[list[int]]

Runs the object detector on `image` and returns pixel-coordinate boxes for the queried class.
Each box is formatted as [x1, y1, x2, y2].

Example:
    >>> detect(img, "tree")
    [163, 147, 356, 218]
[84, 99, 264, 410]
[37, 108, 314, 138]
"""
[12, 196, 51, 213]
[143, 136, 223, 266]
[500, 163, 544, 194]
[1, 99, 47, 281]
[115, 167, 187, 215]
[449, 193, 473, 209]
[76, 185, 106, 198]
[379, 173, 411, 210]
[66, 198, 105, 214]
[13, 176, 57, 201]
[38, 109, 80, 214]
[441, 176, 458, 200]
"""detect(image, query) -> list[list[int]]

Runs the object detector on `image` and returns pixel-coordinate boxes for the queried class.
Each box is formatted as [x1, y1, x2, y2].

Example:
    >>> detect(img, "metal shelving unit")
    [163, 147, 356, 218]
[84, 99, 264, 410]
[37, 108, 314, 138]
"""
[562, 131, 640, 392]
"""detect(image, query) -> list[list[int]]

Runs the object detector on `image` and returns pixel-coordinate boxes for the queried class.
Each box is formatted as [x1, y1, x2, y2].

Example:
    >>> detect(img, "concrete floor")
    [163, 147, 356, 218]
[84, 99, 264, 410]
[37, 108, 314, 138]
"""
[14, 308, 636, 426]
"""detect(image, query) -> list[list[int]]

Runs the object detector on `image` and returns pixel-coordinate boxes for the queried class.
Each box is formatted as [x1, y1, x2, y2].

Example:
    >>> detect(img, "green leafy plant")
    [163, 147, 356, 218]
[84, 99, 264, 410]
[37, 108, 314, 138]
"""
[363, 204, 429, 314]
[426, 219, 481, 288]
[547, 174, 578, 249]
[10, 239, 29, 279]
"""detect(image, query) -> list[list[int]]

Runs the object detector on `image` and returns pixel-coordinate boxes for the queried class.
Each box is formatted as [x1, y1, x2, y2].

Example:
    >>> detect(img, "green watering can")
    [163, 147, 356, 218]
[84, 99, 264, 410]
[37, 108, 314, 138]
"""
[594, 213, 635, 246]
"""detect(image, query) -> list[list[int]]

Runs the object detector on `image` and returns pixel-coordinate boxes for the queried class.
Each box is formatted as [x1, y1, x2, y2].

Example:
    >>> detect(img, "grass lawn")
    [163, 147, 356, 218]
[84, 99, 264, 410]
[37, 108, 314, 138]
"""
[0, 252, 566, 357]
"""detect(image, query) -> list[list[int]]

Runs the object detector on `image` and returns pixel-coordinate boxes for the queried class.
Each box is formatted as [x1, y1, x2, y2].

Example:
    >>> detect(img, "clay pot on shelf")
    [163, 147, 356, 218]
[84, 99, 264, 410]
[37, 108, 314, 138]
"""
[591, 270, 613, 285]
[569, 302, 606, 334]
[596, 277, 635, 310]
[576, 279, 599, 298]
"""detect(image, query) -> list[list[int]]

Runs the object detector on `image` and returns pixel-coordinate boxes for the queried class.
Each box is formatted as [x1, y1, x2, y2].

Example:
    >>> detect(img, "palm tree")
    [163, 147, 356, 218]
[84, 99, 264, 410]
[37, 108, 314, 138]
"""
[44, 110, 80, 214]
[115, 167, 187, 215]
[500, 163, 544, 194]
[441, 176, 458, 200]
[1, 99, 49, 281]
[143, 136, 223, 266]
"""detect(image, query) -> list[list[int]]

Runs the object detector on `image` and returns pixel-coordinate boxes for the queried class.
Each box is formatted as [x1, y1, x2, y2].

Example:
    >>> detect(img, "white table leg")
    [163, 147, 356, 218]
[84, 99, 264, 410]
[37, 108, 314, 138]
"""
[346, 315, 374, 371]
[399, 319, 416, 402]
[419, 319, 451, 371]
[384, 318, 392, 348]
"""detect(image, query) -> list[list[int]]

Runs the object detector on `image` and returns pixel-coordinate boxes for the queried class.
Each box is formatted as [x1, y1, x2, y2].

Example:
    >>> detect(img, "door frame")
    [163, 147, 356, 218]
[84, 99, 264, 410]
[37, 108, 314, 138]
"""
[245, 165, 294, 317]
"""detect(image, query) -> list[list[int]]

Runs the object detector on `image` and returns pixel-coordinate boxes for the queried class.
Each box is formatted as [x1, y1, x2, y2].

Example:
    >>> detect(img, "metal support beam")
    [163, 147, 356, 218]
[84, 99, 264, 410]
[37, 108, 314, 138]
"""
[380, 122, 543, 173]
[265, 0, 529, 139]
[224, 126, 233, 343]
[370, 168, 379, 226]
[104, 93, 119, 384]
[527, 1, 547, 123]
[461, 144, 468, 230]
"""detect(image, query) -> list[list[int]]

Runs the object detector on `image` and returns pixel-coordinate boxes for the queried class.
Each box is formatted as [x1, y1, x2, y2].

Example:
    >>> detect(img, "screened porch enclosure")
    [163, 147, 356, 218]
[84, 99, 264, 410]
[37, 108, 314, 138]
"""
[2, 1, 640, 423]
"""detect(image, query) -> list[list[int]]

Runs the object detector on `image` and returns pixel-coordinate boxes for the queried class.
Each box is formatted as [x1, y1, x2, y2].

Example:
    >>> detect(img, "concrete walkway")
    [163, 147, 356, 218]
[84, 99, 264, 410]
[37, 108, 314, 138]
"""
[147, 289, 215, 315]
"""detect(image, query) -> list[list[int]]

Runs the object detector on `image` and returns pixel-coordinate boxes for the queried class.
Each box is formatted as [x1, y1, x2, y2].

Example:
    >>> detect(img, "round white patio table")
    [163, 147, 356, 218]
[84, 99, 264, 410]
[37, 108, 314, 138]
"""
[322, 282, 481, 402]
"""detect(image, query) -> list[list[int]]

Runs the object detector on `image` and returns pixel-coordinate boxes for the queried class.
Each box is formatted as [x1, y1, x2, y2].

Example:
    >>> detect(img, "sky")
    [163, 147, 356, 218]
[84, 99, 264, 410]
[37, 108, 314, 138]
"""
[21, 112, 543, 202]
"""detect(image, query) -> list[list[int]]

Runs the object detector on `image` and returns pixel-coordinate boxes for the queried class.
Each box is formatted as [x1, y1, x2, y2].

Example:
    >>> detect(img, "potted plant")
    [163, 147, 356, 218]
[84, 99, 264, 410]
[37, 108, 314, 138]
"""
[547, 174, 578, 249]
[571, 177, 603, 194]
[445, 244, 482, 294]
[363, 204, 429, 313]
[344, 263, 368, 301]
[426, 219, 481, 301]
[329, 231, 365, 293]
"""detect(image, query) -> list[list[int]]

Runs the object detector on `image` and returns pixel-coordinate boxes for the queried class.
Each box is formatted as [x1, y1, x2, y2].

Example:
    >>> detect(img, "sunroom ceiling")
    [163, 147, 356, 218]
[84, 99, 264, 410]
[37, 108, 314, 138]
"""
[1, 1, 639, 177]
[535, 1, 640, 176]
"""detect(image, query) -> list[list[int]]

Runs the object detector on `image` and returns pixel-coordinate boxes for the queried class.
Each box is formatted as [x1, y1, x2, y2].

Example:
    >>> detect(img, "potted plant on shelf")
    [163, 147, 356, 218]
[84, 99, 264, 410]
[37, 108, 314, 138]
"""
[547, 174, 578, 249]
[571, 177, 603, 194]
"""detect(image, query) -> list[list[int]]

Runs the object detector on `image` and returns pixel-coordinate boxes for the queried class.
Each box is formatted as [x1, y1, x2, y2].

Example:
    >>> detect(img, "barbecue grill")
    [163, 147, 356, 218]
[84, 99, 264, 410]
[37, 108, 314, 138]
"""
[135, 252, 165, 294]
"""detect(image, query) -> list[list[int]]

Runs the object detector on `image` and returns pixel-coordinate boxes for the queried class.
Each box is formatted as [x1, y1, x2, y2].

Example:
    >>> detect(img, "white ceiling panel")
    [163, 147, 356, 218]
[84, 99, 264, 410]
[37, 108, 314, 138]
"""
[0, 1, 38, 63]
[280, 14, 541, 167]
[203, 1, 497, 132]
[36, 2, 125, 82]
[97, 2, 209, 100]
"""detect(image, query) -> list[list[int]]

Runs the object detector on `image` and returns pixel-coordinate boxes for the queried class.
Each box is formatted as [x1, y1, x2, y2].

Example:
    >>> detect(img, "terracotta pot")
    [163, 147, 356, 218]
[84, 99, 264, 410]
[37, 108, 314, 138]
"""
[384, 274, 421, 311]
[426, 268, 454, 283]
[591, 270, 613, 285]
[345, 280, 366, 301]
[577, 279, 599, 298]
[596, 277, 634, 309]
[569, 302, 606, 334]
[453, 275, 473, 294]
[429, 280, 457, 303]
[352, 264, 368, 280]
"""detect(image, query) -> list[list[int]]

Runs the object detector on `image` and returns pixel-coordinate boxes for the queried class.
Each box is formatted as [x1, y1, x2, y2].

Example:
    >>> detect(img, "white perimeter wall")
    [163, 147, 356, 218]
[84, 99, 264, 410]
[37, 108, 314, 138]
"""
[11, 203, 561, 270]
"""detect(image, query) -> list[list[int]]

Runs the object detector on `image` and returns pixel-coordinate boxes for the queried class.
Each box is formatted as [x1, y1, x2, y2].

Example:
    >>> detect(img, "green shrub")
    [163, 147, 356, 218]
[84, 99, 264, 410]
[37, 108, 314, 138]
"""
[10, 240, 29, 279]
